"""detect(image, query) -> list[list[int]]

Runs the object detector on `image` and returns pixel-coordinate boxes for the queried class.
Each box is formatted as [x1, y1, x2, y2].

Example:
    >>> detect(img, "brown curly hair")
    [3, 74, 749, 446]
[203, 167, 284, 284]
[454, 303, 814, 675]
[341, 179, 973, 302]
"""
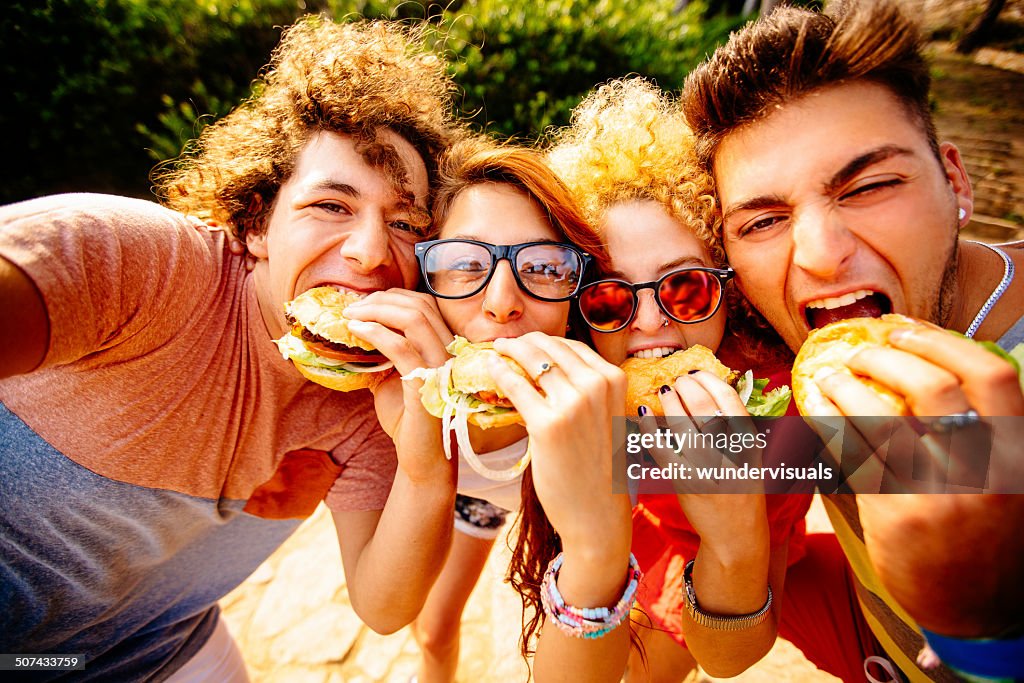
[155, 15, 463, 242]
[546, 77, 723, 266]
[683, 0, 937, 178]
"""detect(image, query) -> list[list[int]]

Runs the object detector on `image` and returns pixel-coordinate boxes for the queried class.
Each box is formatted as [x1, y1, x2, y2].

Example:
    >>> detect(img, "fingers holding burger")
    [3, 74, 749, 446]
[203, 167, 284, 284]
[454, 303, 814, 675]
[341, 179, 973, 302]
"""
[403, 336, 540, 481]
[274, 287, 395, 391]
[621, 345, 791, 419]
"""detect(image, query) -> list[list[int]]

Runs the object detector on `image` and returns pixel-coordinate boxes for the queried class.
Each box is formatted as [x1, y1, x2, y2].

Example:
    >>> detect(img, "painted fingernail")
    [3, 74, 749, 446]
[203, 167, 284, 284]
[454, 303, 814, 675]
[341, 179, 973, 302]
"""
[659, 384, 672, 394]
[687, 369, 700, 375]
[638, 405, 649, 417]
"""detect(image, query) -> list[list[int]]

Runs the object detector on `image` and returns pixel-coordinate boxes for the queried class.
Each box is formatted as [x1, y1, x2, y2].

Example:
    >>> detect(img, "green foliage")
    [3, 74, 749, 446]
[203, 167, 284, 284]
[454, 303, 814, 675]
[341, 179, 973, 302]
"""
[0, 0, 395, 203]
[432, 0, 743, 138]
[1, 0, 743, 204]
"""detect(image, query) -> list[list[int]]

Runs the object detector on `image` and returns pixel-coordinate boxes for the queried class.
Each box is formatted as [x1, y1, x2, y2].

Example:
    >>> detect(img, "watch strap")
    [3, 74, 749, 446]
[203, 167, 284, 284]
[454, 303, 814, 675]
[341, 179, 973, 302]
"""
[683, 558, 773, 631]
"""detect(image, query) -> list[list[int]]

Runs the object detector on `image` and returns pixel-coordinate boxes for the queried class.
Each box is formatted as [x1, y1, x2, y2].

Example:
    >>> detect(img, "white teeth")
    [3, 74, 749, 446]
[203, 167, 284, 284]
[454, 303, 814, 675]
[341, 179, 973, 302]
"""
[806, 289, 875, 311]
[631, 346, 678, 359]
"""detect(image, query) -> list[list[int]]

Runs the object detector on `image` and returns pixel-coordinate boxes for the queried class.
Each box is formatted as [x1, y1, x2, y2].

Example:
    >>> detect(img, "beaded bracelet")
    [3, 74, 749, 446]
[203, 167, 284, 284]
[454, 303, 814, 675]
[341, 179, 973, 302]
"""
[540, 551, 642, 639]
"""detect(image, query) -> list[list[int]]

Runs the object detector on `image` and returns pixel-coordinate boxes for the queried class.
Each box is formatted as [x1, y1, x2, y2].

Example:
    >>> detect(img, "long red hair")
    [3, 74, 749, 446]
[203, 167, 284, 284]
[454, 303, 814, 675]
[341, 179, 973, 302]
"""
[432, 136, 609, 661]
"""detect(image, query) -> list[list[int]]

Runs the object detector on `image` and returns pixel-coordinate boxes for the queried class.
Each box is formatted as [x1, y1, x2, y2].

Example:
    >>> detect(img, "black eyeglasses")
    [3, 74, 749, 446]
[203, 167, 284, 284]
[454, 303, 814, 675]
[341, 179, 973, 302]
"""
[415, 238, 592, 301]
[577, 266, 734, 332]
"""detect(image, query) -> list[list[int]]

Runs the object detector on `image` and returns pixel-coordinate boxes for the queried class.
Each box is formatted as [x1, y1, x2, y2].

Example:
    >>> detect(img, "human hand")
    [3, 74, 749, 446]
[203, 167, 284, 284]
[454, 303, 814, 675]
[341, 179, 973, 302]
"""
[343, 289, 456, 484]
[810, 326, 1023, 493]
[640, 372, 768, 550]
[490, 333, 632, 563]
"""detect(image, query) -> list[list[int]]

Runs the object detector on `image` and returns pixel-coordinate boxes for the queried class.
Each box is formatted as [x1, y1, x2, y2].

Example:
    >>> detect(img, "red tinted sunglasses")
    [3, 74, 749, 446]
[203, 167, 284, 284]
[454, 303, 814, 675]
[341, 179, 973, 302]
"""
[577, 267, 734, 333]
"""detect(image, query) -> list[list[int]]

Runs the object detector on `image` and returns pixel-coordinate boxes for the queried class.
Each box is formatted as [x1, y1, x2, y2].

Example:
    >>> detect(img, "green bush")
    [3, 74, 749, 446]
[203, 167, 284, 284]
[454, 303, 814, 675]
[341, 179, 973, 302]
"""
[0, 0, 394, 203]
[433, 0, 743, 138]
[1, 0, 742, 204]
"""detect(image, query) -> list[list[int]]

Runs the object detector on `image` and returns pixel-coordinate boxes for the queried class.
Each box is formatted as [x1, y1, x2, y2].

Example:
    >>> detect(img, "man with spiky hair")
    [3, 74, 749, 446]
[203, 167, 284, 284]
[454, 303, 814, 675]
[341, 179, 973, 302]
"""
[684, 1, 1023, 680]
[0, 16, 465, 680]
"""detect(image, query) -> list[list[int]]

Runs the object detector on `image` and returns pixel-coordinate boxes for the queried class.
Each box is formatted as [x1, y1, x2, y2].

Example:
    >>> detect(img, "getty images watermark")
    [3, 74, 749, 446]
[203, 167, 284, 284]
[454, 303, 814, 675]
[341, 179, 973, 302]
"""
[611, 415, 1023, 495]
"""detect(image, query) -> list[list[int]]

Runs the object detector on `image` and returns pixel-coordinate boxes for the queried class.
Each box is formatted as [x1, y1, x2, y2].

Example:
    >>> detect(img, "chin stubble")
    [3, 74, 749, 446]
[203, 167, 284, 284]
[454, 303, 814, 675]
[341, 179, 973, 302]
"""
[933, 234, 960, 328]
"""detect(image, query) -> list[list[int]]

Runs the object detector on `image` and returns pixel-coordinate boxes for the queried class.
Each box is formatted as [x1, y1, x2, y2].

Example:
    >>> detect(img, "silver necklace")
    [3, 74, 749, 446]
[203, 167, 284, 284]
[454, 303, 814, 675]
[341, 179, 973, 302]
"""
[964, 241, 1014, 339]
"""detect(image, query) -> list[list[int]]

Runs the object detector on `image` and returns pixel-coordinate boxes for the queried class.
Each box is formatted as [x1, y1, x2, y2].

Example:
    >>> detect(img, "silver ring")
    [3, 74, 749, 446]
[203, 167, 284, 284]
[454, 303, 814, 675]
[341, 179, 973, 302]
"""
[930, 409, 981, 434]
[699, 410, 726, 430]
[533, 361, 557, 381]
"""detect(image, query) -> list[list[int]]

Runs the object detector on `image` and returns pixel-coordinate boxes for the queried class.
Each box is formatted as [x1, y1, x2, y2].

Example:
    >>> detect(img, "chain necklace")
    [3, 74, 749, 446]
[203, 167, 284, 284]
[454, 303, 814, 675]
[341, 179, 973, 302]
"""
[964, 241, 1015, 339]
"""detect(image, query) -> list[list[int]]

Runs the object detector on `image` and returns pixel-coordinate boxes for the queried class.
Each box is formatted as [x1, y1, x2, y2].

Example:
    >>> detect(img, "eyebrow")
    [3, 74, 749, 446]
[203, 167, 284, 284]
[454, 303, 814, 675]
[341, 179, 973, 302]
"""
[823, 145, 913, 195]
[603, 255, 707, 279]
[305, 179, 425, 216]
[305, 180, 360, 198]
[722, 193, 789, 225]
[721, 144, 915, 224]
[442, 235, 563, 244]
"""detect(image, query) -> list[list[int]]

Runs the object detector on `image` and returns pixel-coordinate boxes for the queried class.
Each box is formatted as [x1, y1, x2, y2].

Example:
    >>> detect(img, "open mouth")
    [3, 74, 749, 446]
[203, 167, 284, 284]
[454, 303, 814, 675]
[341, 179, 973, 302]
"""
[629, 345, 681, 360]
[804, 289, 892, 330]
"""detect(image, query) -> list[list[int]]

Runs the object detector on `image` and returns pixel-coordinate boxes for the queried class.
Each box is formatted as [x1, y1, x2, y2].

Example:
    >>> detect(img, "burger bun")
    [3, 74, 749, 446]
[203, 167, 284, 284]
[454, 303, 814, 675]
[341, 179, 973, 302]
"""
[286, 287, 378, 351]
[792, 314, 921, 416]
[622, 345, 738, 417]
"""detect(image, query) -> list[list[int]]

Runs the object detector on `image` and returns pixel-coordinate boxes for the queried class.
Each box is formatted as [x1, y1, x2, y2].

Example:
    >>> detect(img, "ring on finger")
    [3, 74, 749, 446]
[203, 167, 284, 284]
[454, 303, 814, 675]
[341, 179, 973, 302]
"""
[698, 409, 726, 430]
[533, 361, 558, 382]
[928, 409, 981, 434]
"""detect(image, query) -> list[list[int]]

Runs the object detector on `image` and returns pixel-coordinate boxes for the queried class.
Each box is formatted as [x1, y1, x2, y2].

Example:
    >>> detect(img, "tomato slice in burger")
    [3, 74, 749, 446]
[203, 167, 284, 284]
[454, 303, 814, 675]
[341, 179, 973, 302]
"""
[306, 341, 388, 364]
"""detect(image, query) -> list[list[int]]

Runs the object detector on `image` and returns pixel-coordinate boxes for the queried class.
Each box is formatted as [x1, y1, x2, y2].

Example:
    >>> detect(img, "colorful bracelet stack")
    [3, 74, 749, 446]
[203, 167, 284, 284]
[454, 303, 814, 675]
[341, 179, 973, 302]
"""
[540, 551, 642, 639]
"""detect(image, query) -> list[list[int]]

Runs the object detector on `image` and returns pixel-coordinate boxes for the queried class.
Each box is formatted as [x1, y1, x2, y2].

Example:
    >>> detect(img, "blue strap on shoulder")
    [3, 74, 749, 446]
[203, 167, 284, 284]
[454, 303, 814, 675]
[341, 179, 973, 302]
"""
[921, 627, 1024, 681]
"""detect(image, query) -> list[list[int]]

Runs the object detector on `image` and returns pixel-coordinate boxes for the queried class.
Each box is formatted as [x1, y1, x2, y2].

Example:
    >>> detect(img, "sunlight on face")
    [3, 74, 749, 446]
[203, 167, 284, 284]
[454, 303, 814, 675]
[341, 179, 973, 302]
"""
[591, 200, 726, 365]
[434, 183, 571, 343]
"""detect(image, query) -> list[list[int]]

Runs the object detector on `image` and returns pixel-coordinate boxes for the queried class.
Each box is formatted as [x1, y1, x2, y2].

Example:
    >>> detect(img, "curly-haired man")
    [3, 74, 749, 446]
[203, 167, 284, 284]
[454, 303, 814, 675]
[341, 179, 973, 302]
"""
[0, 16, 464, 681]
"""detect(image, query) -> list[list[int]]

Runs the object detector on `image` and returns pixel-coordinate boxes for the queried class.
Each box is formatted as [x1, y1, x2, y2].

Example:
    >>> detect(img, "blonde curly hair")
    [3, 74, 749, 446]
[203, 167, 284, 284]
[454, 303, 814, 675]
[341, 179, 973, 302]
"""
[545, 77, 722, 266]
[155, 15, 463, 242]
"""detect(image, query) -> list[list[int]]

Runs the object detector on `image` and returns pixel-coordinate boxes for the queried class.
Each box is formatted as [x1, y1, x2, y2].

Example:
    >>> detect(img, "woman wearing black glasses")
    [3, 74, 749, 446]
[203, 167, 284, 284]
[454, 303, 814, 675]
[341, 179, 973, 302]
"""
[344, 135, 630, 683]
[502, 78, 821, 682]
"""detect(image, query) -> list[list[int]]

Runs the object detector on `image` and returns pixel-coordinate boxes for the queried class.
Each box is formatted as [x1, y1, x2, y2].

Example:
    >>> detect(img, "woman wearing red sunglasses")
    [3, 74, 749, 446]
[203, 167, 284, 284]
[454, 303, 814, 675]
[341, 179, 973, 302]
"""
[496, 78, 822, 682]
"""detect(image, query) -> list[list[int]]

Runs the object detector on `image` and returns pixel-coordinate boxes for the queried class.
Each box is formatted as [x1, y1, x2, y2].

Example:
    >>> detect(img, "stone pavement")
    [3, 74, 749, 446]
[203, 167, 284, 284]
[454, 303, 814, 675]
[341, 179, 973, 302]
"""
[220, 500, 839, 683]
[928, 44, 1024, 241]
[219, 502, 531, 683]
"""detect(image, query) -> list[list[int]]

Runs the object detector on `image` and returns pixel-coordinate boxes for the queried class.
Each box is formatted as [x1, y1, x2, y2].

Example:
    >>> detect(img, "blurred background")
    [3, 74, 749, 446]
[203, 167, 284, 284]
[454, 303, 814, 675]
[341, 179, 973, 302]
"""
[5, 0, 1019, 223]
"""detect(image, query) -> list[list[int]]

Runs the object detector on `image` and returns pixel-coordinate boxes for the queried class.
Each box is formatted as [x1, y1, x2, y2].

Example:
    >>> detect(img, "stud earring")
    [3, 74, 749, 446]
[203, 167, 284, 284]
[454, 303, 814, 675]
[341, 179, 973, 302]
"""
[959, 207, 967, 221]
[661, 319, 671, 327]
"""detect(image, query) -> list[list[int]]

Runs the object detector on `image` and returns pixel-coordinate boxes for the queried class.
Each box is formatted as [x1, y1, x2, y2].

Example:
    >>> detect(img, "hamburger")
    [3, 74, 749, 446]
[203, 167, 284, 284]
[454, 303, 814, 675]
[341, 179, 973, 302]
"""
[409, 336, 532, 430]
[622, 345, 792, 418]
[274, 287, 393, 391]
[404, 337, 538, 480]
[792, 314, 1022, 416]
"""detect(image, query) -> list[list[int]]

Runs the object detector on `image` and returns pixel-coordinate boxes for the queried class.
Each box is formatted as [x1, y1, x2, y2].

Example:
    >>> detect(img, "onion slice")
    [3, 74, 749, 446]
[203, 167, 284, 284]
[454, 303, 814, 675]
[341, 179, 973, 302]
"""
[340, 360, 394, 373]
[403, 358, 531, 480]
